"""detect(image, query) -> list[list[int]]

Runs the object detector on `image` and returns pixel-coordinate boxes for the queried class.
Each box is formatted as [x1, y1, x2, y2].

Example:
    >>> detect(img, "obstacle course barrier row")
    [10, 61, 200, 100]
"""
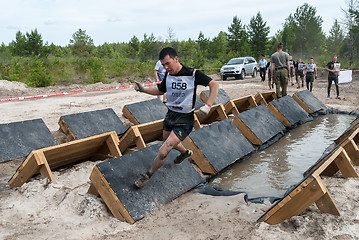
[8, 131, 121, 187]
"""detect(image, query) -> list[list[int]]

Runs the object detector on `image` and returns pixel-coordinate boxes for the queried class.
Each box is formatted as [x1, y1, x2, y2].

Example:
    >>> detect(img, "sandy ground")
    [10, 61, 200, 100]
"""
[0, 72, 358, 240]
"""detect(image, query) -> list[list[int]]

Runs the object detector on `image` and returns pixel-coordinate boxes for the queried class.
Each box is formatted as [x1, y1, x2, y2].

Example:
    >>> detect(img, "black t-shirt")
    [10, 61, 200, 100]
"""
[326, 61, 340, 78]
[158, 65, 212, 125]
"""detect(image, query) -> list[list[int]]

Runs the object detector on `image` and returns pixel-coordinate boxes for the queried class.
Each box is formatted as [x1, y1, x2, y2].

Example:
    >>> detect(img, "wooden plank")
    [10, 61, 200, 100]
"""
[122, 106, 140, 125]
[261, 91, 277, 104]
[58, 117, 77, 140]
[193, 114, 202, 130]
[292, 94, 313, 114]
[267, 102, 292, 127]
[88, 166, 134, 223]
[333, 149, 359, 178]
[232, 116, 262, 145]
[137, 119, 163, 143]
[315, 192, 340, 215]
[8, 153, 40, 187]
[118, 127, 138, 153]
[343, 139, 359, 166]
[182, 137, 216, 174]
[195, 104, 228, 124]
[224, 100, 239, 115]
[264, 176, 337, 225]
[35, 151, 56, 183]
[9, 131, 120, 187]
[254, 93, 267, 106]
[232, 95, 258, 114]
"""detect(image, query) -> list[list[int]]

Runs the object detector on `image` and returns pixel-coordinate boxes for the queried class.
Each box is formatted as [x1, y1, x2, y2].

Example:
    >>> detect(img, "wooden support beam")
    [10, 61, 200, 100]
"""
[36, 151, 56, 183]
[182, 137, 216, 174]
[118, 120, 164, 154]
[259, 175, 339, 225]
[254, 93, 267, 106]
[193, 114, 202, 130]
[343, 139, 359, 166]
[8, 131, 121, 187]
[122, 106, 140, 125]
[58, 117, 76, 140]
[88, 166, 134, 223]
[292, 94, 314, 114]
[232, 115, 263, 145]
[195, 104, 228, 125]
[230, 95, 258, 115]
[267, 102, 292, 127]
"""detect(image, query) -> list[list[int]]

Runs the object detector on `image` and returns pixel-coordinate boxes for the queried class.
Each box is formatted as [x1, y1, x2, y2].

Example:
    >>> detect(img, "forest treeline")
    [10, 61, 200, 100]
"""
[0, 2, 359, 87]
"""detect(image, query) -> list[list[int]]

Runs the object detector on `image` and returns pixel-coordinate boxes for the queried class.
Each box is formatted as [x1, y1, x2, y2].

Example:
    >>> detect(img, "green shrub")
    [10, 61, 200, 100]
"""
[27, 58, 53, 87]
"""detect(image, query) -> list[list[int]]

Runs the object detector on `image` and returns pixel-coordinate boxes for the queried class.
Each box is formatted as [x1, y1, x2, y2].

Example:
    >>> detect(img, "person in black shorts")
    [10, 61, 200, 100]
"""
[304, 57, 317, 92]
[289, 56, 295, 86]
[295, 57, 305, 89]
[133, 47, 219, 188]
[325, 55, 341, 99]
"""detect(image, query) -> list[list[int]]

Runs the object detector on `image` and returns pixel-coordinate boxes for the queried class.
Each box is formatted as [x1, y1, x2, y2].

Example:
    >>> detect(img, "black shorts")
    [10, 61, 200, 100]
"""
[290, 67, 294, 77]
[163, 120, 193, 141]
[296, 70, 304, 77]
[306, 73, 315, 82]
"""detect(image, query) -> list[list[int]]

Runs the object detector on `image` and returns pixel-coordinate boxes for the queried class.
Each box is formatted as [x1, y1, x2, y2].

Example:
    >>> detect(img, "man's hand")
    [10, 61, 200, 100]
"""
[198, 105, 211, 115]
[134, 82, 145, 92]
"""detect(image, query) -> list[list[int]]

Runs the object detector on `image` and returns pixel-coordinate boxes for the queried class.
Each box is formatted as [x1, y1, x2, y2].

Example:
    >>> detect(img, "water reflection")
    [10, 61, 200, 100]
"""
[209, 114, 355, 198]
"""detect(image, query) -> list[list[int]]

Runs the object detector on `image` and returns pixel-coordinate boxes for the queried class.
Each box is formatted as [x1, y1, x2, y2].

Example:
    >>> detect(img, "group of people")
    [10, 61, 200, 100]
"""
[259, 43, 341, 99]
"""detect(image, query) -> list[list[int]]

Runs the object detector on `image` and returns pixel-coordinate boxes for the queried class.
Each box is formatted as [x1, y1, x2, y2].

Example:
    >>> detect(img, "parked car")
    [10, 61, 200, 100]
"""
[220, 57, 258, 80]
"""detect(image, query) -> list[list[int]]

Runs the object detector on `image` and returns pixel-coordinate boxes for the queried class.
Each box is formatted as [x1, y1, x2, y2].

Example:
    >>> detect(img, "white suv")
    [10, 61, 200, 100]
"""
[220, 57, 258, 80]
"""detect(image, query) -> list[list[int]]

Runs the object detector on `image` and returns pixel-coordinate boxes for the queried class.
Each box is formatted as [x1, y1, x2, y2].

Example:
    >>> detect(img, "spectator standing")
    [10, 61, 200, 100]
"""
[154, 60, 167, 102]
[295, 58, 305, 89]
[304, 58, 317, 92]
[325, 55, 341, 99]
[289, 56, 295, 85]
[270, 43, 290, 98]
[258, 55, 267, 82]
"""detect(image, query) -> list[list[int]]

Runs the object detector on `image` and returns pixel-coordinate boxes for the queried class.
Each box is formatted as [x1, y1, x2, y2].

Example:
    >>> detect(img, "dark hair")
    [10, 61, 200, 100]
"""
[261, 54, 265, 57]
[277, 43, 283, 49]
[159, 47, 178, 60]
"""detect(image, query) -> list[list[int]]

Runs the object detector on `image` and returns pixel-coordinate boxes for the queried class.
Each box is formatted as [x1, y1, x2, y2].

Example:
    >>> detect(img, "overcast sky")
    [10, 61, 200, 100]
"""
[0, 0, 349, 46]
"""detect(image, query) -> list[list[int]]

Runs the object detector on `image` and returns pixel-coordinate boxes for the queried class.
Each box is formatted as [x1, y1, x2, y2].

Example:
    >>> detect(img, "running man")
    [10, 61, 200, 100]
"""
[133, 47, 219, 188]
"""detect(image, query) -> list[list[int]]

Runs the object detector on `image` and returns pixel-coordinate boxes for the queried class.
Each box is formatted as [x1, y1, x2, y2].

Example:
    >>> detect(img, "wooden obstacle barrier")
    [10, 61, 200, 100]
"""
[305, 126, 359, 176]
[257, 174, 340, 225]
[0, 119, 57, 163]
[122, 98, 168, 125]
[258, 126, 359, 225]
[8, 131, 121, 187]
[182, 119, 255, 174]
[194, 103, 228, 126]
[232, 104, 286, 145]
[118, 119, 163, 154]
[59, 108, 127, 141]
[225, 95, 258, 116]
[254, 91, 277, 106]
[200, 89, 257, 116]
[88, 143, 204, 224]
[292, 90, 326, 114]
[266, 95, 312, 127]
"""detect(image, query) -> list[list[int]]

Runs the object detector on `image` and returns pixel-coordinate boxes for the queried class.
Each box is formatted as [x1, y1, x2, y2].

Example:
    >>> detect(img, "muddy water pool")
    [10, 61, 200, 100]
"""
[209, 114, 356, 198]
